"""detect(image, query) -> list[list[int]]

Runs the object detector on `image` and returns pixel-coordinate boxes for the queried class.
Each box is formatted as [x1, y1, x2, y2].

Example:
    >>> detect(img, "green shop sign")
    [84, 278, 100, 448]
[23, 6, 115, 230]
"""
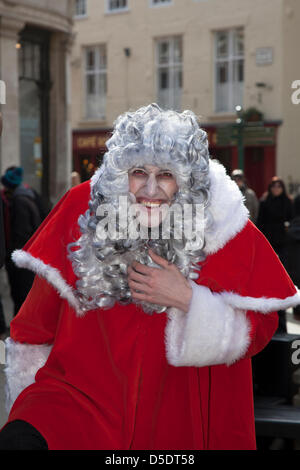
[216, 125, 276, 147]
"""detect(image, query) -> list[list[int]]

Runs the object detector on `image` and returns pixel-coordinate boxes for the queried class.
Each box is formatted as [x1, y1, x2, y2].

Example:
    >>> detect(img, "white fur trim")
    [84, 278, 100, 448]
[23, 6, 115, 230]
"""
[220, 289, 300, 313]
[4, 338, 52, 414]
[11, 250, 82, 316]
[204, 160, 249, 254]
[165, 281, 251, 368]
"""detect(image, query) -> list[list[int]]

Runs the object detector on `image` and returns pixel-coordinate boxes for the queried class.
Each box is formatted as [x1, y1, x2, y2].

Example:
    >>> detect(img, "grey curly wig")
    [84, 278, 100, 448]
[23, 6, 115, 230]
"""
[68, 103, 213, 314]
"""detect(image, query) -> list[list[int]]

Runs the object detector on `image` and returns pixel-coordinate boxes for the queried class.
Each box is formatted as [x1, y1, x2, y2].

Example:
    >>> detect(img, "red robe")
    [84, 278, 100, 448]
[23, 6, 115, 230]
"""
[3, 166, 300, 450]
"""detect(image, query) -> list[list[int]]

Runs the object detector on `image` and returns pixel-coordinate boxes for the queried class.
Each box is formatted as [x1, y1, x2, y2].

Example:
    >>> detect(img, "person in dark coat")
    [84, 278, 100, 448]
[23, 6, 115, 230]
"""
[257, 177, 293, 262]
[286, 194, 300, 318]
[1, 167, 42, 316]
[257, 177, 294, 332]
[0, 112, 7, 338]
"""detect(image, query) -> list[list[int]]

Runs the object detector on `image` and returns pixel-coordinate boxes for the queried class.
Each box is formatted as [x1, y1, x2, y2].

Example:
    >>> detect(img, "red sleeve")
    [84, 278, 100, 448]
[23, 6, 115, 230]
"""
[10, 275, 63, 345]
[243, 310, 278, 359]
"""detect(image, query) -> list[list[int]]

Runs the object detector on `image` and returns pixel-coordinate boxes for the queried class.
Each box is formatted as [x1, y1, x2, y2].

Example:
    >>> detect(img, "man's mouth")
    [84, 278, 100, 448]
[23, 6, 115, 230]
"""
[136, 198, 166, 208]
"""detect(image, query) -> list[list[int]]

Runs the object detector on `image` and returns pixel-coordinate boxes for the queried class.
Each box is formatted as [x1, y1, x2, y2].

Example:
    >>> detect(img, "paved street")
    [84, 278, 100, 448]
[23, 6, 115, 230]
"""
[0, 269, 300, 429]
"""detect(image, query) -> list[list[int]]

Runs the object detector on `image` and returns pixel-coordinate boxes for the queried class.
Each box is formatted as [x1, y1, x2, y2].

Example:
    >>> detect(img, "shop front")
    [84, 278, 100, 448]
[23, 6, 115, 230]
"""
[205, 122, 280, 198]
[72, 129, 111, 182]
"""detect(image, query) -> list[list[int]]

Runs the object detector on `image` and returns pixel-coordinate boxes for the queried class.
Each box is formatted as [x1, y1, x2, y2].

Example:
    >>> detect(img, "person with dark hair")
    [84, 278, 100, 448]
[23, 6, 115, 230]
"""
[1, 166, 42, 316]
[257, 177, 293, 260]
[257, 177, 294, 332]
[286, 194, 300, 318]
[0, 196, 7, 339]
[0, 112, 8, 338]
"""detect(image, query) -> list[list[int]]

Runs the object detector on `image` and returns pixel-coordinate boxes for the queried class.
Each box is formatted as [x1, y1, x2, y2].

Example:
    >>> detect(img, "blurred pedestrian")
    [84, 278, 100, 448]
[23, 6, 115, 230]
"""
[1, 167, 42, 316]
[257, 177, 293, 332]
[286, 194, 300, 318]
[231, 169, 259, 223]
[71, 171, 81, 187]
[0, 112, 8, 338]
[257, 177, 293, 261]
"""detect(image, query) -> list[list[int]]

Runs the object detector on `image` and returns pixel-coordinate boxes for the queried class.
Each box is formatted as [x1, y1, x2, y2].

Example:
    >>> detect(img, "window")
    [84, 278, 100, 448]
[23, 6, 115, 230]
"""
[107, 0, 128, 12]
[156, 37, 182, 111]
[74, 0, 87, 17]
[85, 46, 107, 120]
[214, 28, 244, 113]
[150, 0, 172, 6]
[19, 41, 41, 80]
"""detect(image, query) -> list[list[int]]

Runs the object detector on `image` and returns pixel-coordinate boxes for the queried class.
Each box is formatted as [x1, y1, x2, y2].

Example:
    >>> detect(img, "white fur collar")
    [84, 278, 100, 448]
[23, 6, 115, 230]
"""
[204, 159, 249, 255]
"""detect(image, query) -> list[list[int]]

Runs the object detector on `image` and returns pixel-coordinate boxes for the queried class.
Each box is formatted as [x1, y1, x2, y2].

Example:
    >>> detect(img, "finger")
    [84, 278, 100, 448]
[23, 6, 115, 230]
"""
[131, 290, 151, 302]
[128, 269, 152, 285]
[148, 249, 170, 269]
[129, 279, 151, 294]
[131, 261, 153, 275]
[131, 290, 165, 307]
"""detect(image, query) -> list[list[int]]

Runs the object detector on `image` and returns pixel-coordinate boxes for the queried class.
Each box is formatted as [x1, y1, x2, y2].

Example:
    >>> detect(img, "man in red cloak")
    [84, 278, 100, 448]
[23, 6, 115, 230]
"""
[0, 104, 299, 450]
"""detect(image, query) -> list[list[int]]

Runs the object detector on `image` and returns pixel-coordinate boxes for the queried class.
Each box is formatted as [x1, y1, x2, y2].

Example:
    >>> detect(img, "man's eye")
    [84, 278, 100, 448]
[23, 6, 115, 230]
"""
[158, 172, 173, 178]
[132, 169, 146, 176]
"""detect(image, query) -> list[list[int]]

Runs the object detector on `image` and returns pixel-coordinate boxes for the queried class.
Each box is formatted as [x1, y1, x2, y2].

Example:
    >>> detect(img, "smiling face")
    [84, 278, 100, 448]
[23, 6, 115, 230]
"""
[128, 164, 178, 227]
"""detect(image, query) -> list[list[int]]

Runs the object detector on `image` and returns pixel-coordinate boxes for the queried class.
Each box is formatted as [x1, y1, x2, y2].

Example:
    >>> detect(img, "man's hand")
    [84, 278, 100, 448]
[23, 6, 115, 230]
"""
[127, 249, 192, 313]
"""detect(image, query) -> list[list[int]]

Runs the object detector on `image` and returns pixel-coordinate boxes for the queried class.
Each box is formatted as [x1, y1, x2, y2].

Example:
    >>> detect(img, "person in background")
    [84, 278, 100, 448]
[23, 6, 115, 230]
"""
[0, 194, 7, 339]
[231, 169, 259, 223]
[71, 171, 81, 188]
[0, 113, 5, 268]
[257, 177, 293, 261]
[257, 176, 294, 332]
[1, 167, 42, 316]
[0, 111, 8, 339]
[286, 194, 300, 319]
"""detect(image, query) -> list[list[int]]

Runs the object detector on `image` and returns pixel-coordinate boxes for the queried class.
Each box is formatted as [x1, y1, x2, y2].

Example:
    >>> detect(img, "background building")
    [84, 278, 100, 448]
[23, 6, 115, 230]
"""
[0, 0, 73, 204]
[71, 0, 300, 197]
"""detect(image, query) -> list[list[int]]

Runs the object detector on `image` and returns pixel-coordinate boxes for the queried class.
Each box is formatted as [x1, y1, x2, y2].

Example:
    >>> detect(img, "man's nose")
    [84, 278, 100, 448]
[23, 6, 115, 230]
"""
[145, 174, 158, 196]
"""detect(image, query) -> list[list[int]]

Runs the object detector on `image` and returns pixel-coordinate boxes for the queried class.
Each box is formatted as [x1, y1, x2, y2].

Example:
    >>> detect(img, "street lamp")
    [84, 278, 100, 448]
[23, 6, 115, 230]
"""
[235, 105, 244, 171]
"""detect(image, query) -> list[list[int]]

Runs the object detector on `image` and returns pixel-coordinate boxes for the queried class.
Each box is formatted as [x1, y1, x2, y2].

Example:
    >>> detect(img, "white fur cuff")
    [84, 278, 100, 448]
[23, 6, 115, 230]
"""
[165, 282, 251, 368]
[4, 338, 52, 414]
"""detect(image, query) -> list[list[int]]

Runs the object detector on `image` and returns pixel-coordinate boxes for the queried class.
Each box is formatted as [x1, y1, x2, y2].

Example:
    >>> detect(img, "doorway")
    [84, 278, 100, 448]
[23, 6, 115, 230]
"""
[18, 27, 50, 200]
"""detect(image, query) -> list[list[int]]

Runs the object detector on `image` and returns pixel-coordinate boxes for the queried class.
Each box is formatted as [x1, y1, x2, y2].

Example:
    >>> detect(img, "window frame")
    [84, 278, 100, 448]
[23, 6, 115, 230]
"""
[150, 0, 173, 7]
[74, 0, 88, 19]
[84, 44, 107, 120]
[106, 0, 129, 14]
[155, 36, 183, 111]
[213, 28, 244, 114]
